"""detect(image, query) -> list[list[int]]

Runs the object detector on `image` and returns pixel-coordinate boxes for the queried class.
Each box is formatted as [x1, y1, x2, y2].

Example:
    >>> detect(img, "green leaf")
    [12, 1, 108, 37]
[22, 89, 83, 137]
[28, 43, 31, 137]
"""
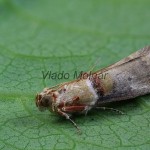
[0, 0, 150, 149]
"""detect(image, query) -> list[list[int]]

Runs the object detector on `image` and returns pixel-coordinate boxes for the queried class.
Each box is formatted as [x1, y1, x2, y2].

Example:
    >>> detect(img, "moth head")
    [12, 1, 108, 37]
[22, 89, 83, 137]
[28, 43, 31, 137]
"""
[35, 93, 53, 112]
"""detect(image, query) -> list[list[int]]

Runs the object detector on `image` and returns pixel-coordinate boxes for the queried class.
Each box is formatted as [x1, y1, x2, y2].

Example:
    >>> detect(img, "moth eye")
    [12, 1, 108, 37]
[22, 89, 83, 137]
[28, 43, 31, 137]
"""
[42, 98, 48, 106]
[41, 95, 52, 107]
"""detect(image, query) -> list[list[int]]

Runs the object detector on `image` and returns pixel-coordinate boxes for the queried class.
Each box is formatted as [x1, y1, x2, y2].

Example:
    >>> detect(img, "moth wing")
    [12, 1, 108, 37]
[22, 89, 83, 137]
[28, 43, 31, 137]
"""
[97, 46, 150, 73]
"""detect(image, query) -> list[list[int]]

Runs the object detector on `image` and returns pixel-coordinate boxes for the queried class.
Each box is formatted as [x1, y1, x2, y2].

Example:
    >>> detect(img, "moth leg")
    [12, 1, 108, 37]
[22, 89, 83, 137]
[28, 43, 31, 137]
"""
[62, 105, 90, 116]
[62, 106, 87, 113]
[96, 107, 125, 115]
[57, 109, 81, 133]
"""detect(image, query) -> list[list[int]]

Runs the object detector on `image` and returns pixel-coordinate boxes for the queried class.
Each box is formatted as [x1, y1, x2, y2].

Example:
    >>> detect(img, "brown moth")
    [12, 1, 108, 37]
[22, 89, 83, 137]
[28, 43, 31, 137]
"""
[35, 46, 150, 131]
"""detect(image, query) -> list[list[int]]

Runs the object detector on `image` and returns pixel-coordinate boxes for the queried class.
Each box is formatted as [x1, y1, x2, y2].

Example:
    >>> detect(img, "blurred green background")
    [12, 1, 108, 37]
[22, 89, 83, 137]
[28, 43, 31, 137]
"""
[0, 0, 150, 149]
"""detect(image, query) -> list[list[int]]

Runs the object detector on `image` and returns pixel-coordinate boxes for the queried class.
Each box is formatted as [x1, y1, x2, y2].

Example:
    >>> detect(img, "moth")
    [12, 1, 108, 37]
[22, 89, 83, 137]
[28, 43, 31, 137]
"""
[35, 46, 150, 132]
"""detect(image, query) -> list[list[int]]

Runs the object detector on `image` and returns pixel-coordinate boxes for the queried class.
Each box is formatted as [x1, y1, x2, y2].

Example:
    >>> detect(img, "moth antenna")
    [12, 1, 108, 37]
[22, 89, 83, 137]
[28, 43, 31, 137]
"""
[88, 57, 101, 74]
